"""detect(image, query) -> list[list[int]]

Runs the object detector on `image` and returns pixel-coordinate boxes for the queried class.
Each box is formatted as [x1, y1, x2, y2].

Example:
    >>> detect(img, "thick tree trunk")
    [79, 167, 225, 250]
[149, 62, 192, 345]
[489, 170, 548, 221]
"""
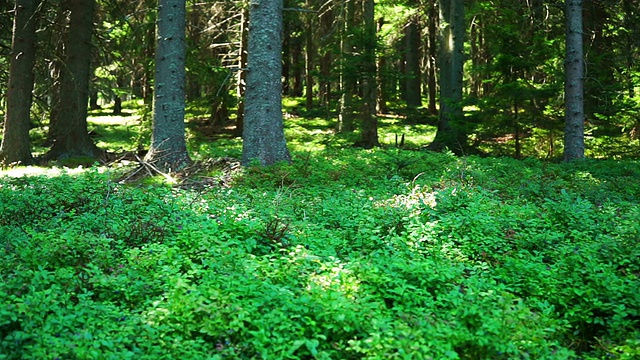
[360, 0, 379, 148]
[145, 0, 191, 172]
[46, 0, 102, 160]
[0, 0, 39, 165]
[429, 0, 465, 154]
[242, 0, 291, 166]
[564, 0, 585, 161]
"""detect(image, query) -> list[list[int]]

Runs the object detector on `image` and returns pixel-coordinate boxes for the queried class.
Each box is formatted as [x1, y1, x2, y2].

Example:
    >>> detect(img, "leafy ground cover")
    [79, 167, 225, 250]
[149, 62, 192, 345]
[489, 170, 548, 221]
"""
[1, 109, 640, 359]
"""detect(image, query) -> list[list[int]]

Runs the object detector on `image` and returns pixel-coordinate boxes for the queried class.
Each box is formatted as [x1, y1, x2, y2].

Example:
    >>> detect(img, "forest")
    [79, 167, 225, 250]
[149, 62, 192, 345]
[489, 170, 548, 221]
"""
[1, 0, 639, 358]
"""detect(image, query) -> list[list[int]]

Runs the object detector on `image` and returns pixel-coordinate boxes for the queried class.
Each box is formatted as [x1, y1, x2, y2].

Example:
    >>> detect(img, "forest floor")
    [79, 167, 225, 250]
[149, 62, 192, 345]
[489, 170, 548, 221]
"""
[1, 101, 639, 359]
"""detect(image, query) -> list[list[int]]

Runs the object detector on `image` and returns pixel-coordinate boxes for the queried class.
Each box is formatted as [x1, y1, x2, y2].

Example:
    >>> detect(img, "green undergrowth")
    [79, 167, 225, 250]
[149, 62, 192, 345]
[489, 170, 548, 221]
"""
[1, 151, 639, 359]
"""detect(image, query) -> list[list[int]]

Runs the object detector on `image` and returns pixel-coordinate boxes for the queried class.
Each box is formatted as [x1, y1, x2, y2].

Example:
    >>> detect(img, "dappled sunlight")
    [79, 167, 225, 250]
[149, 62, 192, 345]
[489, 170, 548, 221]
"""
[304, 257, 361, 298]
[0, 165, 91, 178]
[376, 184, 438, 211]
[88, 111, 140, 126]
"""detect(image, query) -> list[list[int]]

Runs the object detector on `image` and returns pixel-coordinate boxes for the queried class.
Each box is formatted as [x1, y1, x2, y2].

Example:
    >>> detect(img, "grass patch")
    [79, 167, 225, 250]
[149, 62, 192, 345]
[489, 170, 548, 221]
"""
[1, 100, 639, 359]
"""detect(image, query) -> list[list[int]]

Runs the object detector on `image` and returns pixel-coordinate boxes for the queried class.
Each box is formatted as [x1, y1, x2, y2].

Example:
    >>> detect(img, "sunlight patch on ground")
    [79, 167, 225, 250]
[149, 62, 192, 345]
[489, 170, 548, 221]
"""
[306, 258, 360, 298]
[376, 184, 438, 211]
[88, 112, 140, 127]
[0, 165, 91, 178]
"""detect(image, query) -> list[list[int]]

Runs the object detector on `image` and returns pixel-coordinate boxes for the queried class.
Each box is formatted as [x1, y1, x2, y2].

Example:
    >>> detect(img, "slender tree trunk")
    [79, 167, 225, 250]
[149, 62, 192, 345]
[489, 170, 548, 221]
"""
[426, 0, 438, 115]
[235, 7, 249, 137]
[376, 17, 388, 114]
[318, 7, 334, 108]
[622, 0, 635, 99]
[360, 0, 379, 148]
[145, 0, 191, 172]
[429, 0, 465, 154]
[304, 14, 314, 111]
[46, 0, 101, 160]
[242, 0, 291, 166]
[564, 0, 585, 161]
[291, 35, 304, 97]
[337, 0, 355, 133]
[0, 0, 39, 165]
[185, 8, 202, 102]
[282, 13, 291, 96]
[469, 17, 479, 98]
[319, 52, 331, 107]
[143, 0, 156, 104]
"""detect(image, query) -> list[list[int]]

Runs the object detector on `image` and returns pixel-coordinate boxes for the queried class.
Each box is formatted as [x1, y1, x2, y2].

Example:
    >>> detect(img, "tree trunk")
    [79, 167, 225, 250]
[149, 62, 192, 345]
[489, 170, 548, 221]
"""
[235, 7, 249, 137]
[282, 13, 291, 96]
[376, 17, 388, 114]
[429, 0, 465, 154]
[319, 52, 331, 107]
[291, 35, 304, 97]
[0, 0, 39, 165]
[46, 0, 102, 160]
[143, 0, 156, 104]
[404, 16, 422, 109]
[564, 0, 585, 161]
[185, 8, 201, 102]
[426, 0, 438, 115]
[145, 0, 191, 172]
[242, 0, 291, 166]
[360, 0, 379, 148]
[304, 14, 314, 111]
[337, 0, 355, 133]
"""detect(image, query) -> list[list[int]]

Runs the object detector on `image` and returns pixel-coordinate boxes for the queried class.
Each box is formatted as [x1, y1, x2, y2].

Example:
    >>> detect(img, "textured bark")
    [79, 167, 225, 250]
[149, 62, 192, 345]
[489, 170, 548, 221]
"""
[143, 0, 156, 104]
[360, 0, 379, 148]
[563, 0, 585, 161]
[242, 0, 291, 166]
[46, 0, 102, 160]
[429, 0, 465, 154]
[235, 7, 249, 137]
[0, 0, 39, 165]
[145, 0, 191, 172]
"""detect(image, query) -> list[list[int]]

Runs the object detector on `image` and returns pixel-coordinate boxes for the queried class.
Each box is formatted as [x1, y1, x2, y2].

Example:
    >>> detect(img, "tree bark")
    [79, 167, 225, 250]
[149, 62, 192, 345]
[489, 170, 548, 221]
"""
[235, 7, 249, 137]
[429, 0, 465, 154]
[46, 0, 102, 160]
[337, 0, 356, 133]
[376, 17, 388, 114]
[360, 0, 379, 148]
[404, 16, 422, 109]
[0, 0, 39, 165]
[242, 0, 291, 166]
[563, 0, 585, 161]
[426, 0, 438, 115]
[304, 12, 314, 111]
[145, 0, 191, 172]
